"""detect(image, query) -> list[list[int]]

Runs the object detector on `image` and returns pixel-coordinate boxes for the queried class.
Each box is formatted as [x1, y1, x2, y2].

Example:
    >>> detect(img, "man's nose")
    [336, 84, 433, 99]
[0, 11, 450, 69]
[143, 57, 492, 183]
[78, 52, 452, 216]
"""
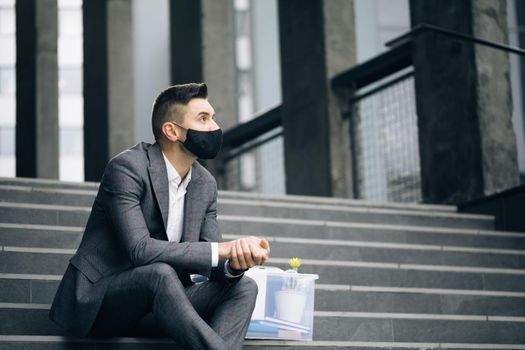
[208, 120, 220, 131]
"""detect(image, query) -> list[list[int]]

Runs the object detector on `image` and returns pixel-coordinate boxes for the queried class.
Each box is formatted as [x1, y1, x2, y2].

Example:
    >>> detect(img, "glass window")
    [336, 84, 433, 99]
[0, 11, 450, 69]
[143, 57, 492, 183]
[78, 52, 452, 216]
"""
[58, 0, 83, 181]
[0, 7, 15, 35]
[0, 0, 15, 177]
[0, 65, 15, 94]
[59, 9, 82, 37]
[0, 126, 14, 155]
[59, 127, 83, 155]
[59, 66, 82, 95]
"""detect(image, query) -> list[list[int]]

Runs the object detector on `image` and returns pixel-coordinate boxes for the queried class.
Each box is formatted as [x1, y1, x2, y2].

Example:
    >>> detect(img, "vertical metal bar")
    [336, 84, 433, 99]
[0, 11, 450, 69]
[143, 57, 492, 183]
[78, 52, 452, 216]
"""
[348, 102, 360, 199]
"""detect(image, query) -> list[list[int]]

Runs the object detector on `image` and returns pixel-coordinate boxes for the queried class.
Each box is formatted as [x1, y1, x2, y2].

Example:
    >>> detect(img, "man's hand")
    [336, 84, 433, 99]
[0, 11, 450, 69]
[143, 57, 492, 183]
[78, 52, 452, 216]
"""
[218, 236, 270, 270]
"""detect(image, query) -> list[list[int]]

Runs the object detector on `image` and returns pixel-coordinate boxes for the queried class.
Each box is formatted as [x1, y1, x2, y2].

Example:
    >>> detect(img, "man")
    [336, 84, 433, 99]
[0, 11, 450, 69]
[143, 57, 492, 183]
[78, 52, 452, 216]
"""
[49, 83, 270, 350]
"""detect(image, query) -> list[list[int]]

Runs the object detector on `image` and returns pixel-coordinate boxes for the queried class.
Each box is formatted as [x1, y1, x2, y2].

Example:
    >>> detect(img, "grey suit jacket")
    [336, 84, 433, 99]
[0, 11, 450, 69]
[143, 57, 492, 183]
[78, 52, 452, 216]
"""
[49, 141, 231, 337]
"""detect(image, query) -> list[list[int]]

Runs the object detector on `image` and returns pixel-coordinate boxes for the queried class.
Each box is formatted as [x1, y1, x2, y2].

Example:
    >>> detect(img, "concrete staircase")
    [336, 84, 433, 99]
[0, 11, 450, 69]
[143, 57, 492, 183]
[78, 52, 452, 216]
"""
[0, 176, 524, 349]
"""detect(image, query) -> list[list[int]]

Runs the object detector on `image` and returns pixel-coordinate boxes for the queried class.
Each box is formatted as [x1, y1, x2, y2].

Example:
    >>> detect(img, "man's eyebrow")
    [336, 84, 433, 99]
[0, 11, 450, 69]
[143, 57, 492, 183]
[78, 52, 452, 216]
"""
[196, 111, 216, 117]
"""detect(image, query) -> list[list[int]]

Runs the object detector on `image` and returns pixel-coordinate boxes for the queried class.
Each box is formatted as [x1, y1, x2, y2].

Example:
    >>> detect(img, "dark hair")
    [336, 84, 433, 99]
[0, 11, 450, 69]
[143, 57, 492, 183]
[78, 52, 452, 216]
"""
[151, 83, 208, 141]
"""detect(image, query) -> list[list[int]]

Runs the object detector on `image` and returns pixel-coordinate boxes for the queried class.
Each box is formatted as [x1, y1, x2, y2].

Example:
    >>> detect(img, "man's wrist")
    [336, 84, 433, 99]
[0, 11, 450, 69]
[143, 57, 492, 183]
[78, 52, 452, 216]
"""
[225, 260, 247, 277]
[218, 242, 231, 261]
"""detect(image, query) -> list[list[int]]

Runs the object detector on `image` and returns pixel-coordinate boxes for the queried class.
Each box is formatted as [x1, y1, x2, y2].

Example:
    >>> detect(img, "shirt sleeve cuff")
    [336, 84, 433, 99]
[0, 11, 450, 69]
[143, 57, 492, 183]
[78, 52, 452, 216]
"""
[211, 242, 219, 267]
[224, 260, 245, 278]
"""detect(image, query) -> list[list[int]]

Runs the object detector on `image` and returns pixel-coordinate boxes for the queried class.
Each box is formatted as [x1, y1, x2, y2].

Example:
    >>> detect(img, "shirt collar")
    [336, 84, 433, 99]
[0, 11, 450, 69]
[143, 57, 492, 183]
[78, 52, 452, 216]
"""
[161, 151, 192, 189]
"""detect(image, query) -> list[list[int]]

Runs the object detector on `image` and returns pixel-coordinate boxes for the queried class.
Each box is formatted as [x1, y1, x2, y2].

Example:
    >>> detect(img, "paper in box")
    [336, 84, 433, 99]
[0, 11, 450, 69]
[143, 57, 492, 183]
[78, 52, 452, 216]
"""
[244, 266, 319, 340]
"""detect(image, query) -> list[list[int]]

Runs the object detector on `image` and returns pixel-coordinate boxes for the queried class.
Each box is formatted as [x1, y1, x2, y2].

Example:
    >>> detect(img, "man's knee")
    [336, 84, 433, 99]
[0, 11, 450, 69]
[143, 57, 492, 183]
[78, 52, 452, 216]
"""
[147, 262, 175, 275]
[144, 262, 181, 292]
[237, 276, 258, 299]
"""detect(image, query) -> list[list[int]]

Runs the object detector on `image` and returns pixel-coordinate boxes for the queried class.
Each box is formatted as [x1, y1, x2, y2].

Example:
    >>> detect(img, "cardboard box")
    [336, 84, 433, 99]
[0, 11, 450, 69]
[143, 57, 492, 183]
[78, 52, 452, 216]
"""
[244, 266, 319, 340]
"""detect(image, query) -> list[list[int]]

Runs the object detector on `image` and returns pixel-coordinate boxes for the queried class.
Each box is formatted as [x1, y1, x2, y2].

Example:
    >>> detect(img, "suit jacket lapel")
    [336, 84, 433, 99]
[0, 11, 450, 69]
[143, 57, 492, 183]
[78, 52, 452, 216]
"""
[181, 163, 203, 242]
[147, 142, 205, 242]
[147, 143, 170, 232]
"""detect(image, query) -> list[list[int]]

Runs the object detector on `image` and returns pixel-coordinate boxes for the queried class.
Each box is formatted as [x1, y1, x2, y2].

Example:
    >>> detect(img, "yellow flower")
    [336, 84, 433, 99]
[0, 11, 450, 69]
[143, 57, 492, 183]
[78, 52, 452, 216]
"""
[289, 257, 301, 270]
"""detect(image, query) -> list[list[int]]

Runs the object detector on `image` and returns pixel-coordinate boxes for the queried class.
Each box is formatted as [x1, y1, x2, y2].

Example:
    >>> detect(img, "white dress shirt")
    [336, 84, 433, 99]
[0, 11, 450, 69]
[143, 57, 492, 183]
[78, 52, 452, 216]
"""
[162, 152, 241, 279]
[162, 151, 218, 267]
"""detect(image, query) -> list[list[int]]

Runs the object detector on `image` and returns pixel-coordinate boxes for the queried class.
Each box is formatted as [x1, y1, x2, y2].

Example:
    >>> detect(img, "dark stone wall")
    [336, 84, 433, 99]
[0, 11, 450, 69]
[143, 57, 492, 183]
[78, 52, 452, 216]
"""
[15, 0, 59, 179]
[83, 0, 109, 182]
[459, 185, 525, 232]
[410, 0, 518, 204]
[472, 0, 519, 195]
[170, 0, 203, 84]
[411, 0, 484, 204]
[279, 0, 332, 196]
[83, 0, 135, 182]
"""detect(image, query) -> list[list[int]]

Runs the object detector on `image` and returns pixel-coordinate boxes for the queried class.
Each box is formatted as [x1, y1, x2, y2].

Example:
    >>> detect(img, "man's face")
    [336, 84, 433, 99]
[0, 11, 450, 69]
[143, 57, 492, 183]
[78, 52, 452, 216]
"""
[180, 98, 220, 133]
[162, 98, 220, 144]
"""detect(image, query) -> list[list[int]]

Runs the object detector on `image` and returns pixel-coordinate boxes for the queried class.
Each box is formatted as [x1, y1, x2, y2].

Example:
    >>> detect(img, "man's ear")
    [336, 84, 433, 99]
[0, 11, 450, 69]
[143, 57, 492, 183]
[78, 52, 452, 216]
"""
[161, 121, 180, 142]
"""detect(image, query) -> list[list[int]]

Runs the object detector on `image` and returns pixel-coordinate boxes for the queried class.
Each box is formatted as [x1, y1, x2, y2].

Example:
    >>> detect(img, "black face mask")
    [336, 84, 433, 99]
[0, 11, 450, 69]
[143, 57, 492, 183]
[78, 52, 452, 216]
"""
[172, 123, 223, 159]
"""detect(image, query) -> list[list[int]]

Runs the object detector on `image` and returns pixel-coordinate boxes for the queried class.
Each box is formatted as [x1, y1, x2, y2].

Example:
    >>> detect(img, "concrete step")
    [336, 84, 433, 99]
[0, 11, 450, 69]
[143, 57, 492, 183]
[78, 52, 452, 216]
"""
[2, 248, 525, 291]
[315, 287, 525, 316]
[220, 190, 457, 213]
[0, 197, 492, 230]
[0, 203, 91, 227]
[0, 203, 498, 245]
[217, 199, 493, 230]
[2, 219, 524, 255]
[0, 177, 99, 191]
[1, 337, 525, 350]
[0, 274, 60, 305]
[253, 237, 525, 269]
[0, 179, 458, 213]
[0, 186, 96, 207]
[220, 217, 525, 249]
[0, 224, 83, 249]
[275, 261, 525, 292]
[0, 250, 72, 276]
[1, 273, 524, 317]
[0, 304, 524, 344]
[1, 224, 524, 269]
[0, 176, 521, 346]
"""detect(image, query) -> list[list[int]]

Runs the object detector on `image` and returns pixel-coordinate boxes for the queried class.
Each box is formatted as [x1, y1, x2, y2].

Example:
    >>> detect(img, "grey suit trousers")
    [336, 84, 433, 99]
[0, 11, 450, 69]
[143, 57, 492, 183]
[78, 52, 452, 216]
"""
[87, 262, 258, 350]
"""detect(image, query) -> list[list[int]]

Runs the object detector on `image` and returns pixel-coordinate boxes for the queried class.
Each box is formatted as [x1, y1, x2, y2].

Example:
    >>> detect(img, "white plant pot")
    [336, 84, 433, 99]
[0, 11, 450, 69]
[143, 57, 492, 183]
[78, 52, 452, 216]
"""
[274, 289, 307, 324]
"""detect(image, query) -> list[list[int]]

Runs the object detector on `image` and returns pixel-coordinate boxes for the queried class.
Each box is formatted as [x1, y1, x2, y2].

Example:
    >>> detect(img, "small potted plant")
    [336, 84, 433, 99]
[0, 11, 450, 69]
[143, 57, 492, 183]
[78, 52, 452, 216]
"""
[274, 257, 308, 324]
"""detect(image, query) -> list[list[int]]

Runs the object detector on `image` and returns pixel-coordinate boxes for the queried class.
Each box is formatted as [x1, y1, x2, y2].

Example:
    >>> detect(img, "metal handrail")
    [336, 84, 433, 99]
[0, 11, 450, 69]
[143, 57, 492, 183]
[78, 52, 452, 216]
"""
[217, 104, 283, 167]
[386, 23, 525, 56]
[333, 23, 525, 92]
[332, 41, 412, 89]
[222, 104, 282, 150]
[221, 23, 525, 164]
[224, 128, 283, 162]
[348, 70, 414, 105]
